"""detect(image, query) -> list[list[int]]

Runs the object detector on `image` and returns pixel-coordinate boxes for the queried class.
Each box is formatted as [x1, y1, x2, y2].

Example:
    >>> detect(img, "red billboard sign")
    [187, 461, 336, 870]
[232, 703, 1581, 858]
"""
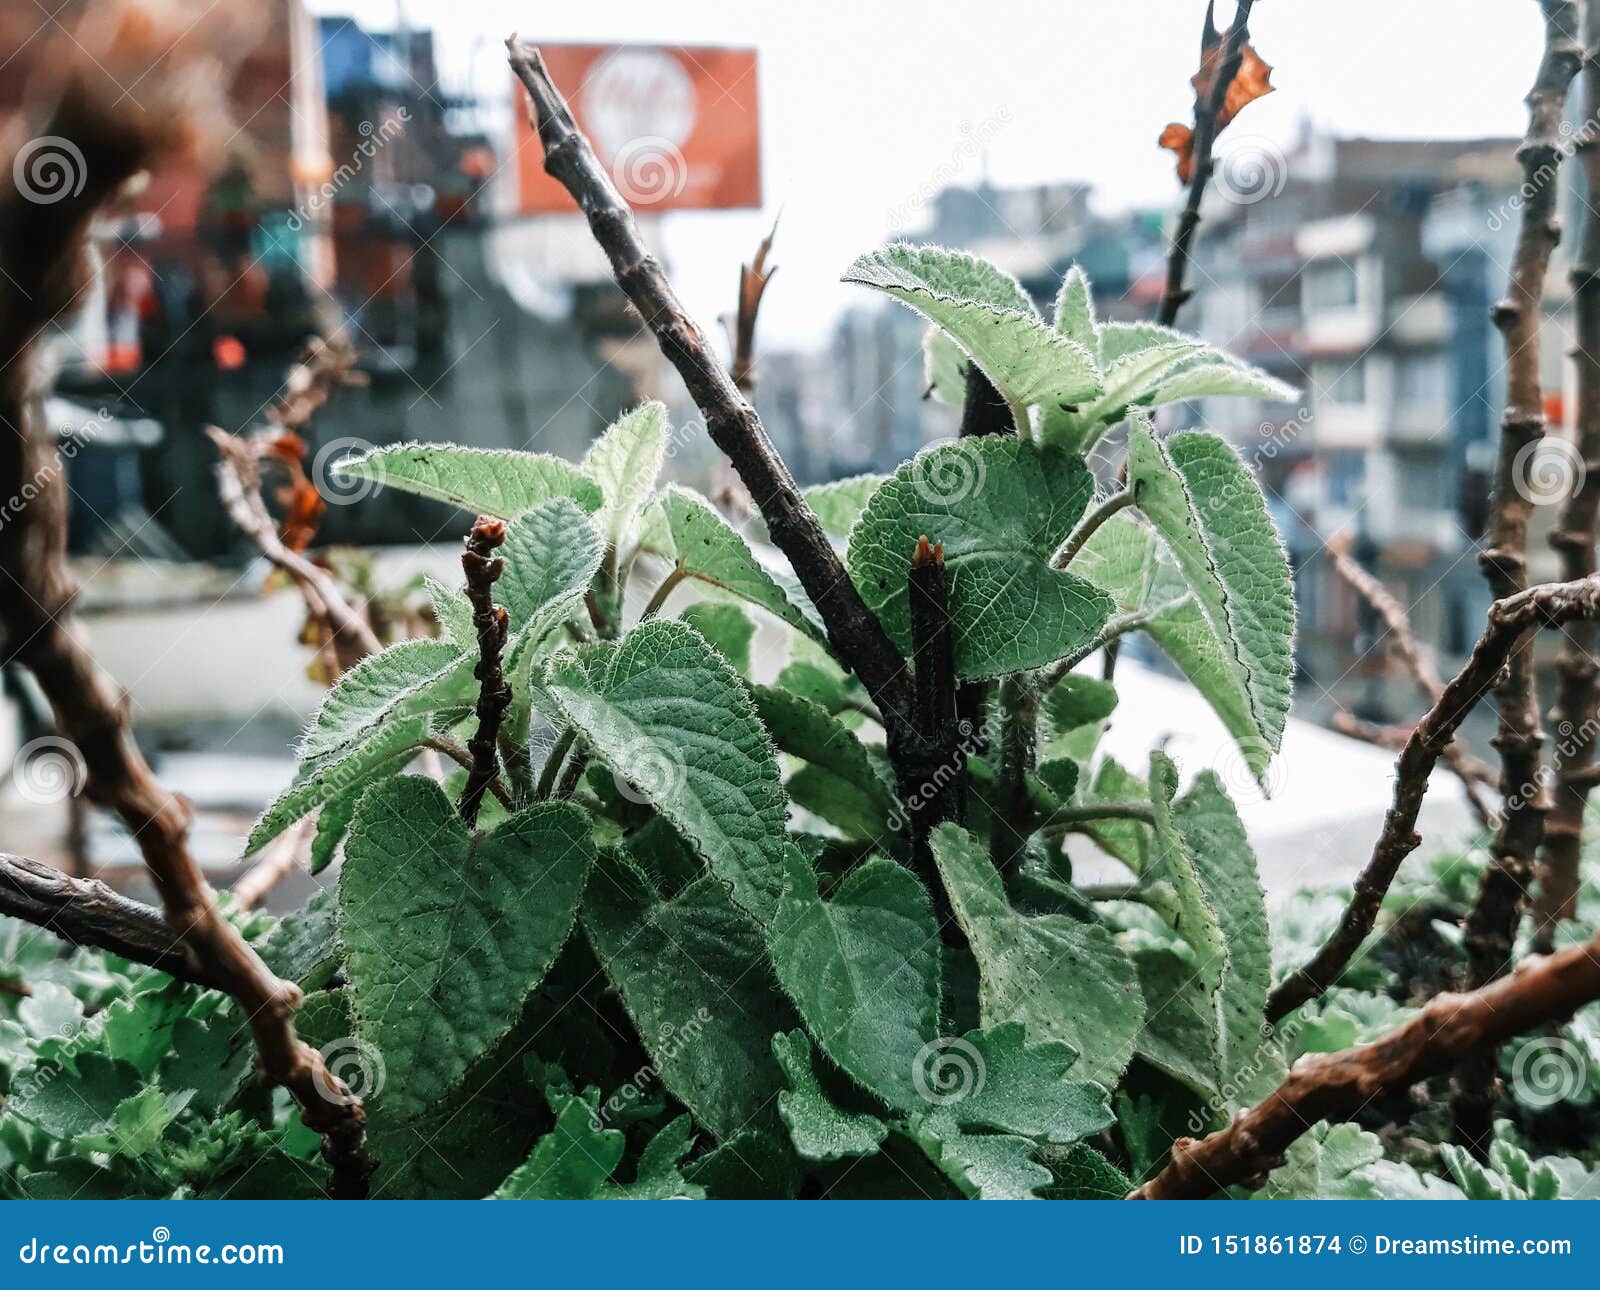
[514, 44, 761, 214]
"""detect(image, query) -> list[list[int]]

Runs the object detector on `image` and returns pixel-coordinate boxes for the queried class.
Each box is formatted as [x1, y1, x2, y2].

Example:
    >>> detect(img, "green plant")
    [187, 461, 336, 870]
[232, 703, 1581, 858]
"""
[6, 244, 1593, 1200]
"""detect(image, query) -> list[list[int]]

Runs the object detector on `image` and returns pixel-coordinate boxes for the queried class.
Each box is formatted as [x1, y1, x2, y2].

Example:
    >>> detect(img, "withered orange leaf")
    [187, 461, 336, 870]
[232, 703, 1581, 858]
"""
[277, 476, 327, 554]
[1160, 1, 1275, 183]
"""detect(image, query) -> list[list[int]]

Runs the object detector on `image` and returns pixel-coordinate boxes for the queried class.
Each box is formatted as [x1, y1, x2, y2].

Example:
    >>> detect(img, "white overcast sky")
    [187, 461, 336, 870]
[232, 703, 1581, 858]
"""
[307, 1, 1544, 346]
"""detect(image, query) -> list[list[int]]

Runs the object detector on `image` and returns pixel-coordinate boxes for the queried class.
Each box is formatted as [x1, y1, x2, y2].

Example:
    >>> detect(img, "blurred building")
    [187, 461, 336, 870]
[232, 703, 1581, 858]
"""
[1183, 128, 1552, 719]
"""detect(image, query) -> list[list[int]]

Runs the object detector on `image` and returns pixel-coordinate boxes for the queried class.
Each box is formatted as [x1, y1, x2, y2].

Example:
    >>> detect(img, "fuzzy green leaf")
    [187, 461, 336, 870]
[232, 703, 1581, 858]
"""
[678, 602, 756, 675]
[639, 486, 824, 642]
[1126, 418, 1295, 771]
[922, 327, 970, 406]
[582, 854, 794, 1139]
[340, 777, 595, 1124]
[754, 685, 897, 842]
[843, 244, 1100, 412]
[1053, 265, 1096, 348]
[804, 474, 886, 539]
[847, 438, 1112, 679]
[581, 402, 668, 549]
[332, 443, 601, 518]
[931, 824, 1143, 1084]
[546, 620, 789, 923]
[773, 1030, 890, 1163]
[770, 851, 940, 1109]
[1150, 359, 1298, 407]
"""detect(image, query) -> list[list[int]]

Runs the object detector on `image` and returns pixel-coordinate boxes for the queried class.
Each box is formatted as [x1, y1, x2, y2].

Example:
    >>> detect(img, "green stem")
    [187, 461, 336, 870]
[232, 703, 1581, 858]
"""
[1056, 487, 1136, 568]
[534, 726, 579, 801]
[639, 564, 689, 622]
[1037, 801, 1156, 835]
[1044, 609, 1154, 688]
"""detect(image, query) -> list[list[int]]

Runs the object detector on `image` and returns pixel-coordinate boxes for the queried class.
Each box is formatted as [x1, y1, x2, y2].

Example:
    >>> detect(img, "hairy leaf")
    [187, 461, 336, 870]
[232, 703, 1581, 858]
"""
[843, 244, 1100, 413]
[931, 824, 1143, 1084]
[340, 777, 595, 1124]
[770, 851, 940, 1109]
[582, 854, 794, 1139]
[1126, 418, 1294, 774]
[773, 1030, 890, 1163]
[581, 401, 668, 549]
[804, 474, 886, 539]
[639, 486, 824, 641]
[546, 620, 788, 922]
[848, 437, 1112, 679]
[754, 686, 896, 842]
[332, 443, 601, 517]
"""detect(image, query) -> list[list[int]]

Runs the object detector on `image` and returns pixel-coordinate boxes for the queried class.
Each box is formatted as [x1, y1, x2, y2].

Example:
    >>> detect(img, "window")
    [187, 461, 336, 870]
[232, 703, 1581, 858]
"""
[1397, 353, 1448, 405]
[1323, 450, 1366, 505]
[1316, 360, 1366, 406]
[1304, 260, 1358, 309]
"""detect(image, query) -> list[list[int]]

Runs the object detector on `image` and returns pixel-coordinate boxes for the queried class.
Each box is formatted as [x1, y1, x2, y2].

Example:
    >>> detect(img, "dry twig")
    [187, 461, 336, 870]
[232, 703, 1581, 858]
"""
[0, 2, 371, 1195]
[507, 39, 937, 808]
[1455, 0, 1583, 1156]
[1157, 0, 1262, 326]
[1326, 542, 1495, 827]
[1269, 571, 1600, 1025]
[1133, 926, 1600, 1198]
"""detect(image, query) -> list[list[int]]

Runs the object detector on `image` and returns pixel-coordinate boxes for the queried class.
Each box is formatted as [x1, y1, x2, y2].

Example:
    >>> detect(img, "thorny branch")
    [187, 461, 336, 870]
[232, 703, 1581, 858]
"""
[1268, 571, 1600, 1025]
[1157, 0, 1259, 327]
[459, 518, 511, 828]
[1455, 0, 1584, 1157]
[1132, 927, 1600, 1199]
[1538, 3, 1600, 946]
[1326, 541, 1495, 828]
[0, 2, 371, 1196]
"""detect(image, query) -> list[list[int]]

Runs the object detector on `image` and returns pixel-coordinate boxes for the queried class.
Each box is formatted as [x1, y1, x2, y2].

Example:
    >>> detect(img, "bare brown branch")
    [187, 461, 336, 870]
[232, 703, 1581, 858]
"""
[1268, 571, 1600, 1024]
[1133, 927, 1600, 1199]
[0, 852, 217, 987]
[1326, 542, 1495, 828]
[1538, 6, 1600, 946]
[0, 3, 371, 1196]
[506, 38, 932, 812]
[207, 425, 381, 676]
[1456, 0, 1583, 1155]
